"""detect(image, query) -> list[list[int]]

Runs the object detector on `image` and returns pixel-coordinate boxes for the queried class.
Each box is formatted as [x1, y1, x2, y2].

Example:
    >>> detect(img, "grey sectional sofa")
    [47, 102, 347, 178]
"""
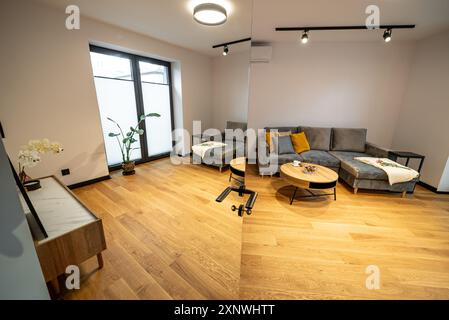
[258, 126, 418, 194]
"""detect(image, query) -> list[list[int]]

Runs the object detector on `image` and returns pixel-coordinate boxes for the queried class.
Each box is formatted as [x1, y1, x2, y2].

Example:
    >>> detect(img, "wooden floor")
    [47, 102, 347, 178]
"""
[65, 158, 243, 299]
[241, 164, 449, 299]
[64, 158, 449, 299]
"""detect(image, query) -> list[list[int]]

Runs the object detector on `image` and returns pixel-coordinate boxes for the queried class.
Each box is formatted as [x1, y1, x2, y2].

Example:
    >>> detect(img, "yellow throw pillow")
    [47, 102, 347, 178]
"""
[291, 132, 310, 154]
[265, 131, 291, 153]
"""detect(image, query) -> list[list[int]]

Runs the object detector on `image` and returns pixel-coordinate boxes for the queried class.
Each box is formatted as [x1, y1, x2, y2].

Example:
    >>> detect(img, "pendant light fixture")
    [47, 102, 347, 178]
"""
[193, 3, 227, 26]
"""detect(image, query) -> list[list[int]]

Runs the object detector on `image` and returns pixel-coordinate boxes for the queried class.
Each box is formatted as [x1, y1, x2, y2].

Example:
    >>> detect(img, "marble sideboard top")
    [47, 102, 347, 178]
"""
[19, 177, 96, 241]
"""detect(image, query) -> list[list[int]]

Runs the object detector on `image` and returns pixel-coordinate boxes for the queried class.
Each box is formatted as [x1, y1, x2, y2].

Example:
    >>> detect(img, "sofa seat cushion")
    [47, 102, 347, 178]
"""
[265, 153, 302, 166]
[299, 150, 340, 168]
[329, 151, 387, 180]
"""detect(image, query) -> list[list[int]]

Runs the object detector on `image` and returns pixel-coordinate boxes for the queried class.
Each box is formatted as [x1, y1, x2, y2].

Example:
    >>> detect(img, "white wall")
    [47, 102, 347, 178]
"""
[211, 51, 250, 130]
[0, 0, 212, 185]
[392, 30, 449, 190]
[247, 41, 415, 147]
[439, 158, 449, 191]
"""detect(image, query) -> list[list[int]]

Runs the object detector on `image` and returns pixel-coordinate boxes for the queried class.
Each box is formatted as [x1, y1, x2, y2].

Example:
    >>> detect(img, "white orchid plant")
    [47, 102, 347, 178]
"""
[18, 139, 63, 183]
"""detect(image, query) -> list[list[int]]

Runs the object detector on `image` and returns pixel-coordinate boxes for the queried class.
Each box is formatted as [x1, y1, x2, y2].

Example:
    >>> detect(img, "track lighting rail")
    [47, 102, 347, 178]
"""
[275, 24, 415, 32]
[212, 37, 252, 48]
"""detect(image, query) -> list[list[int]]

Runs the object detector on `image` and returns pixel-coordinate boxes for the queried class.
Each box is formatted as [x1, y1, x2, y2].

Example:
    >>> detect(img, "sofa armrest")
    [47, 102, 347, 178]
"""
[366, 142, 389, 158]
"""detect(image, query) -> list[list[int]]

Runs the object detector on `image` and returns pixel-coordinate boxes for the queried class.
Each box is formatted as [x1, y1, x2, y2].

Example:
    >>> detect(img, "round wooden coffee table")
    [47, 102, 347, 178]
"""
[280, 163, 338, 205]
[229, 157, 246, 184]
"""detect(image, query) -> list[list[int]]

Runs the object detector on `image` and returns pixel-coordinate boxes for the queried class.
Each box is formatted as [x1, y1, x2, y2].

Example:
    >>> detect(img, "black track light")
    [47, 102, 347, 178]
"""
[223, 45, 229, 56]
[301, 30, 309, 44]
[383, 28, 392, 43]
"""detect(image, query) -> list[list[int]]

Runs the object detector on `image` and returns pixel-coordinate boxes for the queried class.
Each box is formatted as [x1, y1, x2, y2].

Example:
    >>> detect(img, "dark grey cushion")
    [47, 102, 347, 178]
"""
[265, 126, 300, 134]
[329, 151, 387, 180]
[274, 135, 295, 154]
[299, 150, 340, 168]
[226, 121, 247, 131]
[225, 121, 247, 142]
[301, 127, 332, 151]
[332, 128, 367, 152]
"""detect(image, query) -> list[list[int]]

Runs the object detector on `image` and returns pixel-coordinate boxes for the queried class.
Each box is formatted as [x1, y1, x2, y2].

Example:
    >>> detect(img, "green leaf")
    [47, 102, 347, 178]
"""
[108, 133, 120, 137]
[130, 138, 137, 144]
[147, 113, 160, 117]
[137, 129, 144, 135]
[126, 131, 133, 136]
[123, 137, 129, 144]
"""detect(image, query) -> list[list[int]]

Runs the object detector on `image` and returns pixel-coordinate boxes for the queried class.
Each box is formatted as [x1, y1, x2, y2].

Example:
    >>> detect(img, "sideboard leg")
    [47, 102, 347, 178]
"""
[49, 278, 60, 297]
[401, 191, 407, 198]
[353, 187, 358, 195]
[97, 253, 104, 269]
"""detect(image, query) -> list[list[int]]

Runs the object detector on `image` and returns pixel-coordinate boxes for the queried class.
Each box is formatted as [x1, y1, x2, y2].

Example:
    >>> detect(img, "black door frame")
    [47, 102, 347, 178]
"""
[89, 45, 175, 171]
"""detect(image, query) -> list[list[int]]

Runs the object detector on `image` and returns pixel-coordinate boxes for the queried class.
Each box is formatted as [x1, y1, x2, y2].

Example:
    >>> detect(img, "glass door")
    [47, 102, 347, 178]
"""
[90, 46, 174, 169]
[138, 60, 173, 157]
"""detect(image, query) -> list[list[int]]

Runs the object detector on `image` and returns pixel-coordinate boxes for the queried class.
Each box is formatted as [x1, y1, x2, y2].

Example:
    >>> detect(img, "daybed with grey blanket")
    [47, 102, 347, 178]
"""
[258, 126, 419, 194]
[192, 121, 247, 171]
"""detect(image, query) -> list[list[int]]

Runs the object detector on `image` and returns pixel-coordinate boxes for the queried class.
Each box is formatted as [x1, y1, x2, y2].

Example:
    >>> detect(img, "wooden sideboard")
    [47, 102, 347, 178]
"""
[20, 176, 106, 295]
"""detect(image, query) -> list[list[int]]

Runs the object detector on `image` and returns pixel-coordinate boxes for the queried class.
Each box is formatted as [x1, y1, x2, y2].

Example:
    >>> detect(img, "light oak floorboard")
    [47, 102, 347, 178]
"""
[240, 164, 449, 299]
[64, 159, 449, 299]
[64, 158, 242, 300]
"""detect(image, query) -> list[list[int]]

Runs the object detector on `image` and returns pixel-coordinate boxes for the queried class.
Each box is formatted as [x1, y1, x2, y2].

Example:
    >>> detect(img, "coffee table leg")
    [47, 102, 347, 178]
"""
[290, 187, 298, 205]
[334, 188, 336, 201]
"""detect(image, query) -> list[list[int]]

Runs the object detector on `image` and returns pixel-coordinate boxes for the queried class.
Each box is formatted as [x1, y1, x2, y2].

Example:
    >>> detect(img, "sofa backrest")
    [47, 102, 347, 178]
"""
[331, 128, 367, 152]
[226, 121, 247, 142]
[264, 126, 300, 134]
[262, 125, 368, 152]
[300, 127, 332, 151]
[226, 121, 247, 131]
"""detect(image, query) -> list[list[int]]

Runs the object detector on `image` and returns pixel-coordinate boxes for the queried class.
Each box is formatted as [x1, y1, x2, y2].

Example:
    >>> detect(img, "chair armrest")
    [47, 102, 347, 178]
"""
[366, 142, 389, 158]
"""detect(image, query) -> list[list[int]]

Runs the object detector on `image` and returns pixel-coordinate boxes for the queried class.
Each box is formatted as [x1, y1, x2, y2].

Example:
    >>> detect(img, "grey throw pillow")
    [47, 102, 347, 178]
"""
[274, 135, 296, 154]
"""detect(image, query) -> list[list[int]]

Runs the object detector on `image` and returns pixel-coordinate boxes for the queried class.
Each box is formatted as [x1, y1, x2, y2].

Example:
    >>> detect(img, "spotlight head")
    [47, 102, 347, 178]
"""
[223, 45, 229, 56]
[383, 29, 392, 43]
[301, 30, 309, 44]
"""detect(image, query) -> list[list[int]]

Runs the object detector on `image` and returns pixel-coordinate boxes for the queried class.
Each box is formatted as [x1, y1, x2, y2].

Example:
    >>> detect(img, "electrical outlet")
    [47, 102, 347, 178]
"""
[61, 168, 70, 176]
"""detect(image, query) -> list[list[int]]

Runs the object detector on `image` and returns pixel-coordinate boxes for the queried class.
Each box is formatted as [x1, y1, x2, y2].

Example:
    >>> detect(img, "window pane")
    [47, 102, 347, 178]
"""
[90, 52, 133, 80]
[94, 77, 142, 165]
[139, 61, 168, 84]
[141, 83, 173, 156]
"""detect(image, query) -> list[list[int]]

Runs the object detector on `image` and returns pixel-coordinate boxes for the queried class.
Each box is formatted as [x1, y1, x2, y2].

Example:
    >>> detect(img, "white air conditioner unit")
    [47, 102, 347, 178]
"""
[250, 45, 272, 63]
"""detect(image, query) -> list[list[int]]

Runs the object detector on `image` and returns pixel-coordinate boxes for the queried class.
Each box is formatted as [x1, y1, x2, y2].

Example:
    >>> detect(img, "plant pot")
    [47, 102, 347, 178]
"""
[122, 161, 136, 176]
[23, 179, 41, 191]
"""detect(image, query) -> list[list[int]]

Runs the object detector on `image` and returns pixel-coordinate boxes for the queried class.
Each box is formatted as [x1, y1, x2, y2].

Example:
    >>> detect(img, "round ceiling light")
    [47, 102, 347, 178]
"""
[193, 3, 227, 26]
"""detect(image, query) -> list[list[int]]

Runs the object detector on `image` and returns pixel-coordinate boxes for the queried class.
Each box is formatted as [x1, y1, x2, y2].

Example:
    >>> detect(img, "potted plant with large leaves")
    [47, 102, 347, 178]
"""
[108, 113, 160, 175]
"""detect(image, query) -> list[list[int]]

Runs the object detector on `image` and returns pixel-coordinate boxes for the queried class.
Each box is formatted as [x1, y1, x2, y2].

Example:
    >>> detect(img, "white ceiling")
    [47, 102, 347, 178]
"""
[35, 0, 449, 55]
[36, 0, 253, 56]
[252, 0, 449, 43]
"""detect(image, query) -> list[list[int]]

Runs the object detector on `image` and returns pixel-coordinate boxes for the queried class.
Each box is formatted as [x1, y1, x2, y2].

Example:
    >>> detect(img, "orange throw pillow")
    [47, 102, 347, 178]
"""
[291, 132, 310, 154]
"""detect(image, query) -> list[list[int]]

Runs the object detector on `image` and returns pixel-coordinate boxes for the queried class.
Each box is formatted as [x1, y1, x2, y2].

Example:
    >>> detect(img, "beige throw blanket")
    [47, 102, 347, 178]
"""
[192, 141, 226, 159]
[355, 157, 419, 185]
